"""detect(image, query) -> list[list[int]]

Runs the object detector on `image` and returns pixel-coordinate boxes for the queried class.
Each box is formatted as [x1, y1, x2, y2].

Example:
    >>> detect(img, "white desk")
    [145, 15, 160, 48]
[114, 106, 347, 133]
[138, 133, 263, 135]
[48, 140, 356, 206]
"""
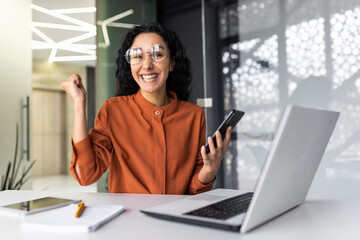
[1, 190, 360, 240]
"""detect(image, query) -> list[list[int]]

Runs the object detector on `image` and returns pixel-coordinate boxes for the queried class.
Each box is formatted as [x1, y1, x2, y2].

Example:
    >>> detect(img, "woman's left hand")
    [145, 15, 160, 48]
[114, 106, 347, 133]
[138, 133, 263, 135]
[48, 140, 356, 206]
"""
[198, 127, 232, 184]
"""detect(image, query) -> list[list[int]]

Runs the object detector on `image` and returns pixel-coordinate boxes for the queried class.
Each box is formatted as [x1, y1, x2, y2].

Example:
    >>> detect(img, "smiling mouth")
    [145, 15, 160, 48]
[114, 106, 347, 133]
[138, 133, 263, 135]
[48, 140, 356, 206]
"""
[141, 74, 158, 82]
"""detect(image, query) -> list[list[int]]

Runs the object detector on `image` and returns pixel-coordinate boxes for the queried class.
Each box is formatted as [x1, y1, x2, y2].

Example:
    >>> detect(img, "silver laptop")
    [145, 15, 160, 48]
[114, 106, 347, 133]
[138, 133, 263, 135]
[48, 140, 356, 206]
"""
[141, 104, 339, 233]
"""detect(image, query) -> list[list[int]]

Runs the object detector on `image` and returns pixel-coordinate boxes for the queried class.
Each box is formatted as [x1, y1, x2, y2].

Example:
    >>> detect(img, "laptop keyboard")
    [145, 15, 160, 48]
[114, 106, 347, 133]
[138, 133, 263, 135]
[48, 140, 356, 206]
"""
[184, 192, 253, 220]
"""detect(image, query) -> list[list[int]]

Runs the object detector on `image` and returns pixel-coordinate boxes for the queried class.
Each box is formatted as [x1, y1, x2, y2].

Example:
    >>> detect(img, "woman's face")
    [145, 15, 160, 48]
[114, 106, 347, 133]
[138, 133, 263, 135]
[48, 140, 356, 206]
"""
[129, 33, 174, 97]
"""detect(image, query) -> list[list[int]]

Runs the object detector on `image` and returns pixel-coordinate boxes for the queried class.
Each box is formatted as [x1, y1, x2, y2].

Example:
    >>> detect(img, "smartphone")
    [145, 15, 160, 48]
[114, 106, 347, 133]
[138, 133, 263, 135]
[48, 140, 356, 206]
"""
[0, 197, 81, 216]
[205, 110, 245, 153]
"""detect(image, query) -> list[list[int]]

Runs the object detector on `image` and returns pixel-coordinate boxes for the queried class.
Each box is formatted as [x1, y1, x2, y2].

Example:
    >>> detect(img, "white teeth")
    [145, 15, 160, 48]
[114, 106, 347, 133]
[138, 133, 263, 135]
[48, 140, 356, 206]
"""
[142, 74, 158, 80]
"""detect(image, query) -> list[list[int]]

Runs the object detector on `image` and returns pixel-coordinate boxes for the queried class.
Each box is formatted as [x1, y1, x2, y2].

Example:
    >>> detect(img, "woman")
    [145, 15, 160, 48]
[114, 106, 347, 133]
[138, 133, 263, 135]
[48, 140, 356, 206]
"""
[62, 22, 231, 194]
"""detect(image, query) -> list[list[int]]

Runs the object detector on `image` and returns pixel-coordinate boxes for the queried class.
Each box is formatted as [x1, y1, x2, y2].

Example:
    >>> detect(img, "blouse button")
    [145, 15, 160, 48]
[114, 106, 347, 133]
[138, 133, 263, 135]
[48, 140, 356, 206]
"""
[155, 110, 161, 116]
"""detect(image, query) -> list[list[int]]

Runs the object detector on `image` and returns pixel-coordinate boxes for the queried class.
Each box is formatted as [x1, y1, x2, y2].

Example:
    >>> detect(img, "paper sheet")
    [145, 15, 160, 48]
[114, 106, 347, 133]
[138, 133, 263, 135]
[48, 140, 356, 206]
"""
[22, 203, 125, 233]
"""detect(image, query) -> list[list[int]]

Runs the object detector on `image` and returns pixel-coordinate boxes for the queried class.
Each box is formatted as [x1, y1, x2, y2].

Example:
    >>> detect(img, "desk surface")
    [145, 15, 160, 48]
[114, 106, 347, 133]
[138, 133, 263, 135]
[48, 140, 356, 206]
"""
[1, 190, 360, 240]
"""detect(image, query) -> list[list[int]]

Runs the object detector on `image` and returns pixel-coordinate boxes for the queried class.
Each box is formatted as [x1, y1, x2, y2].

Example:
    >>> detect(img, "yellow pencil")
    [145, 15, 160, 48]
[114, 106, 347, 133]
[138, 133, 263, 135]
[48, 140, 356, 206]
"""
[75, 202, 85, 218]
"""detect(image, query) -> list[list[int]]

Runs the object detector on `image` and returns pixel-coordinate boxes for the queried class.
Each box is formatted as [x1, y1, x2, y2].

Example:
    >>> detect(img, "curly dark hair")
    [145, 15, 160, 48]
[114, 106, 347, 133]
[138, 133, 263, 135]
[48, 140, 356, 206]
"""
[115, 22, 192, 101]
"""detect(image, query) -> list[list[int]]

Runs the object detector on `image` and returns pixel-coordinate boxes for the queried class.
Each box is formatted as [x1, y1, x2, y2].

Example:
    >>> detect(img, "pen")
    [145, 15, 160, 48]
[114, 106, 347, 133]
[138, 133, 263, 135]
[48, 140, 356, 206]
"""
[75, 202, 85, 218]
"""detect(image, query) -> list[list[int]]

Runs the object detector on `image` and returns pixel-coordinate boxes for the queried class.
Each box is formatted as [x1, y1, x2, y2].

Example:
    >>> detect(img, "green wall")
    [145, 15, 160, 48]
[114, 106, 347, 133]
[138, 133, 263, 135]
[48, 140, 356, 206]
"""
[95, 0, 156, 192]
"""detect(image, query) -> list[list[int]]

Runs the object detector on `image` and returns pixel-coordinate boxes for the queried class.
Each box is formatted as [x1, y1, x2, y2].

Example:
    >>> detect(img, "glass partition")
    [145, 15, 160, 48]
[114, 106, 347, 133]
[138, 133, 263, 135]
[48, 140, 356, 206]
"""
[203, 0, 360, 199]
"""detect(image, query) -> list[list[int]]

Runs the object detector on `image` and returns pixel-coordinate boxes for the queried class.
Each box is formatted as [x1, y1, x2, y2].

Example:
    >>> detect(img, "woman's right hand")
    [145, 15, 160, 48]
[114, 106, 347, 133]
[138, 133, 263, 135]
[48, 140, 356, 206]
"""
[61, 74, 87, 106]
[62, 74, 89, 169]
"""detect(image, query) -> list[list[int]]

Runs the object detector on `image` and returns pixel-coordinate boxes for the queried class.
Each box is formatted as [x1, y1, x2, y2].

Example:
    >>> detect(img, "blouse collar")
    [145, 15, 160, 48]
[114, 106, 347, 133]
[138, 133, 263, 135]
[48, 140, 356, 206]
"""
[134, 89, 179, 118]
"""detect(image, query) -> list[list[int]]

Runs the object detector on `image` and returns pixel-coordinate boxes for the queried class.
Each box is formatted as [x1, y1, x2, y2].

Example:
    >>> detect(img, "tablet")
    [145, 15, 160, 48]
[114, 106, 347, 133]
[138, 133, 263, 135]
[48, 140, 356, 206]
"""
[0, 197, 81, 216]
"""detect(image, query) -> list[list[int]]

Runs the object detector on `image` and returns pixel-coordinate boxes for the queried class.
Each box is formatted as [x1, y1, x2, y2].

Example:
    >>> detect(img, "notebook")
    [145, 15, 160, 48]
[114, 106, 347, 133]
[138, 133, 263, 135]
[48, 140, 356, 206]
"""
[22, 203, 125, 233]
[140, 104, 340, 233]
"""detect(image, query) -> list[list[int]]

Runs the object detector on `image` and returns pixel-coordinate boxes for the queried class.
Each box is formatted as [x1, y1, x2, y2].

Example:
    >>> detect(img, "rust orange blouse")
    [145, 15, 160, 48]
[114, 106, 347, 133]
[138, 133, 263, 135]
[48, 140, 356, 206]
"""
[70, 90, 214, 194]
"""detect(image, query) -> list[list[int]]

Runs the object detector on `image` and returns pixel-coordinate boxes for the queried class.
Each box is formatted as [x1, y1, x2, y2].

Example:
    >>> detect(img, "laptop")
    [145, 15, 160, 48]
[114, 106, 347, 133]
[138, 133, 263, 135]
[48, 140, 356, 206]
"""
[140, 104, 340, 233]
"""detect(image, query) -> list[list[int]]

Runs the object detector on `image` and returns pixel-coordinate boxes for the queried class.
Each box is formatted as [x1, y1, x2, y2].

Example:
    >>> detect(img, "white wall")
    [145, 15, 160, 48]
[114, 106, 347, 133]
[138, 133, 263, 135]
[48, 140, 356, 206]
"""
[0, 0, 32, 189]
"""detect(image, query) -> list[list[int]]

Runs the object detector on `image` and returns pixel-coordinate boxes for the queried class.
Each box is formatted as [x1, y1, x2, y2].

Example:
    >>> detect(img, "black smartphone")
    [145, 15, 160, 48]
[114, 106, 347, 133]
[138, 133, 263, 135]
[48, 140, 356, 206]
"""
[205, 110, 245, 153]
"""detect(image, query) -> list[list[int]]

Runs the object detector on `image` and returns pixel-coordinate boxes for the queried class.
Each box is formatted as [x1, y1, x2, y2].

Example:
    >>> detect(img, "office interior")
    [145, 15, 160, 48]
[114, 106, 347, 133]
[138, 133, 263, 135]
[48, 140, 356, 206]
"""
[1, 0, 360, 200]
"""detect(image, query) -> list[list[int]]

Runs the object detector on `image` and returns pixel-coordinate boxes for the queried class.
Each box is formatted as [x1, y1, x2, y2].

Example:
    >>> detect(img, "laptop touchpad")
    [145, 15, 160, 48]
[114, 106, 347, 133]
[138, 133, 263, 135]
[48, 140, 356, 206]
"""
[189, 194, 227, 202]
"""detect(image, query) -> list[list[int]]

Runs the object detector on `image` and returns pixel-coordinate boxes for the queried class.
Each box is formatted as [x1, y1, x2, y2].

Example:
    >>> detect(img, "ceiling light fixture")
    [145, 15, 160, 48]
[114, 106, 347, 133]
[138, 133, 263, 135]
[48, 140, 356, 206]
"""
[51, 7, 97, 14]
[32, 4, 140, 63]
[97, 9, 136, 48]
[32, 22, 92, 32]
[31, 4, 95, 30]
[31, 4, 96, 63]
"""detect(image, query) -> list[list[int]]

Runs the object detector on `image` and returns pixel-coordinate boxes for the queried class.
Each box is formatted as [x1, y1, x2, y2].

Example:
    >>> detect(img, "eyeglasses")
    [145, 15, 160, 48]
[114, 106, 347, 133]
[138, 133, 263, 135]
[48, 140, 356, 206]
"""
[125, 44, 168, 65]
